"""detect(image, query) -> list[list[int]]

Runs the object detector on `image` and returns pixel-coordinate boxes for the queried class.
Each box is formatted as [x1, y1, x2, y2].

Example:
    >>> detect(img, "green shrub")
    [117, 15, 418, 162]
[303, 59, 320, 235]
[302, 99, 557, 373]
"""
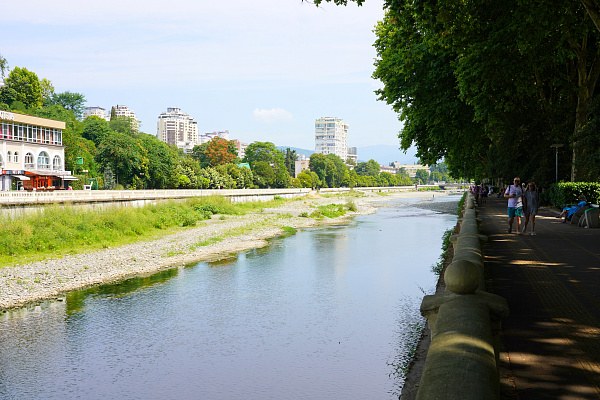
[540, 182, 600, 207]
[345, 200, 358, 212]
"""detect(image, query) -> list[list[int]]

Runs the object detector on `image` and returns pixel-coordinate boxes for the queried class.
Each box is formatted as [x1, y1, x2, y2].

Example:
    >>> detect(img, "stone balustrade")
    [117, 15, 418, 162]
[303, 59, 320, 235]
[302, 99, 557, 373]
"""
[416, 192, 509, 400]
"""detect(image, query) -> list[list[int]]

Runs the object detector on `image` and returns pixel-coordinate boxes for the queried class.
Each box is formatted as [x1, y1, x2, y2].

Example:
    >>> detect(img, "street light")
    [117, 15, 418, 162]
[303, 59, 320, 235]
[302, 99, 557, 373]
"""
[551, 144, 564, 183]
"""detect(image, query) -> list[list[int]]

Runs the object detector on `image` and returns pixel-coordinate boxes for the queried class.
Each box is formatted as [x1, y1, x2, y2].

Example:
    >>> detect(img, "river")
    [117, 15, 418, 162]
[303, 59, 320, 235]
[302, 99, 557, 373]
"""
[0, 195, 459, 400]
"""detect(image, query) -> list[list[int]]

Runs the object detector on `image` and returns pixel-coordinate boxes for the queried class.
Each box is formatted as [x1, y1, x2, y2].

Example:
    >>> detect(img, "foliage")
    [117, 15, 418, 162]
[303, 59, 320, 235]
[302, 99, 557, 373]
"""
[4, 66, 43, 109]
[431, 228, 454, 276]
[0, 196, 250, 266]
[253, 161, 275, 188]
[109, 116, 138, 135]
[192, 137, 237, 167]
[46, 91, 86, 119]
[540, 182, 600, 207]
[205, 137, 238, 166]
[284, 148, 298, 177]
[103, 165, 116, 190]
[0, 53, 8, 78]
[318, 0, 600, 184]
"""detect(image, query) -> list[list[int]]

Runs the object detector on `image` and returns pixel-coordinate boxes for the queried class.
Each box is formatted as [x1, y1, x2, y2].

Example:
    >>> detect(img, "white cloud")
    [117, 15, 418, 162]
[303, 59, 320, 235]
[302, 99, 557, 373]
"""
[253, 108, 294, 124]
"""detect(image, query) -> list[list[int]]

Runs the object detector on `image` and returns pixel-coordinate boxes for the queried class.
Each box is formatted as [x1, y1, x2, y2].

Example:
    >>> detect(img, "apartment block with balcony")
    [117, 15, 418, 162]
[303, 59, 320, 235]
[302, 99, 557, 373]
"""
[157, 107, 199, 153]
[0, 110, 75, 190]
[315, 117, 348, 161]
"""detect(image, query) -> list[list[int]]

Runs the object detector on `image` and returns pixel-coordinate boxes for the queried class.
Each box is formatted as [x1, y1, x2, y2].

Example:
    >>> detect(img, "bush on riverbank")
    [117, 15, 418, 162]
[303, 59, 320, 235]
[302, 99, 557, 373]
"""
[540, 182, 600, 207]
[0, 196, 294, 267]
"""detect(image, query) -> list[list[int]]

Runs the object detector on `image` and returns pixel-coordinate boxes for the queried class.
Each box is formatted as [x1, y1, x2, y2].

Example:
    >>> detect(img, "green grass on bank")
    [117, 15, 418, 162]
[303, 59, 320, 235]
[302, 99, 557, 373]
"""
[0, 195, 297, 268]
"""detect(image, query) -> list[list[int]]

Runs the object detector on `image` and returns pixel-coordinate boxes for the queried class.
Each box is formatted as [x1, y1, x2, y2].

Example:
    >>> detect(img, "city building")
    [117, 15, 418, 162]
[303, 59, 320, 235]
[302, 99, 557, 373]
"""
[113, 104, 139, 131]
[315, 117, 348, 161]
[200, 130, 230, 144]
[392, 163, 430, 178]
[0, 110, 76, 190]
[157, 107, 199, 152]
[82, 106, 109, 121]
[231, 139, 248, 160]
[295, 154, 310, 178]
[347, 147, 358, 165]
[379, 165, 397, 175]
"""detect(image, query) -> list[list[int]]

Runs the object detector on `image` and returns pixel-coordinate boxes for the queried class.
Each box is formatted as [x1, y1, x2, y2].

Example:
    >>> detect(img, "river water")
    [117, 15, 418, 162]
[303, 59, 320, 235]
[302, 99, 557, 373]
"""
[0, 195, 459, 400]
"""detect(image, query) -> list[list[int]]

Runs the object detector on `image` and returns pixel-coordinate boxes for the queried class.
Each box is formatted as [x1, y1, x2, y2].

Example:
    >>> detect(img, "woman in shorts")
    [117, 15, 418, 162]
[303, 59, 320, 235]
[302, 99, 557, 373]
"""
[522, 182, 539, 235]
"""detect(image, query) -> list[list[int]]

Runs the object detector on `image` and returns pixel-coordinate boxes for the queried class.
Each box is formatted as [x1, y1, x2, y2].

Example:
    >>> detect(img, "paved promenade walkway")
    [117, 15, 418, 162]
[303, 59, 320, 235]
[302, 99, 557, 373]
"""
[478, 196, 600, 399]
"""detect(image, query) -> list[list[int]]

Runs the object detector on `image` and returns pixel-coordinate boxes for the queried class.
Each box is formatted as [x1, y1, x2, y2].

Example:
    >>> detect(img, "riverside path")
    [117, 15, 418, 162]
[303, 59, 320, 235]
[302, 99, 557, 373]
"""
[478, 196, 600, 399]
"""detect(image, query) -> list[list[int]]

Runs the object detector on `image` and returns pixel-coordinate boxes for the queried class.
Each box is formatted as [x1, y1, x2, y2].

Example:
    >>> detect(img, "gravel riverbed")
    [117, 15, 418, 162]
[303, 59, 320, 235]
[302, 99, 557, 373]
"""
[0, 190, 458, 310]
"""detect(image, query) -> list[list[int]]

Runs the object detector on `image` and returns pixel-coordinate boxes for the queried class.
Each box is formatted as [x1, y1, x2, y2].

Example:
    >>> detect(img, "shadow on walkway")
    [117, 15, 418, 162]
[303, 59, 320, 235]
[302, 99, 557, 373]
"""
[479, 196, 600, 399]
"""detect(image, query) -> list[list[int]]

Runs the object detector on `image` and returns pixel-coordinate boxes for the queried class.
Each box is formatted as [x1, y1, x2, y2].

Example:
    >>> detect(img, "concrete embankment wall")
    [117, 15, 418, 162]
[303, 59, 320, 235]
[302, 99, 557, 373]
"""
[0, 188, 312, 216]
[415, 192, 509, 400]
[0, 185, 452, 216]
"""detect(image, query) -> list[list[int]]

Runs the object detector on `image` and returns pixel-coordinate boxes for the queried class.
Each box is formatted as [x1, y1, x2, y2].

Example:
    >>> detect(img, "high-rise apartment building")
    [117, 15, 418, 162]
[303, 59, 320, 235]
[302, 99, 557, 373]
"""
[157, 107, 198, 152]
[315, 117, 348, 162]
[347, 147, 358, 165]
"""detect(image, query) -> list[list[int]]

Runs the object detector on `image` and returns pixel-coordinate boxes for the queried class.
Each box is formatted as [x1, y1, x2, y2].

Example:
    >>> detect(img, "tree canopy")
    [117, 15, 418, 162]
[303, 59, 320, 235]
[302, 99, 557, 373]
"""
[317, 0, 600, 185]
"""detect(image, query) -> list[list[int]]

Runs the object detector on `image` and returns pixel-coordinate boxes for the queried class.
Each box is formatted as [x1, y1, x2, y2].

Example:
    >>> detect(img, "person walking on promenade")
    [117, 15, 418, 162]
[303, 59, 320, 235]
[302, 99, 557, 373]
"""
[473, 184, 480, 203]
[522, 182, 539, 235]
[504, 177, 525, 234]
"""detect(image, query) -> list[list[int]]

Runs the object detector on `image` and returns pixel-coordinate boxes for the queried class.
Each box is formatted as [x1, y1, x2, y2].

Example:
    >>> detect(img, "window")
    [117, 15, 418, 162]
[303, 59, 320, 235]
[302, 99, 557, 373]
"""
[37, 152, 50, 169]
[7, 151, 12, 162]
[13, 151, 19, 163]
[53, 155, 61, 170]
[0, 154, 3, 168]
[25, 152, 34, 168]
[16, 125, 24, 141]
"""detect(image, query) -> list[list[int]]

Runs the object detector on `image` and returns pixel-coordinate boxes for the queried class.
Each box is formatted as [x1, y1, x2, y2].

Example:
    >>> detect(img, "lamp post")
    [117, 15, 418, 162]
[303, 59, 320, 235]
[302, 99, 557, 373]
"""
[551, 144, 564, 183]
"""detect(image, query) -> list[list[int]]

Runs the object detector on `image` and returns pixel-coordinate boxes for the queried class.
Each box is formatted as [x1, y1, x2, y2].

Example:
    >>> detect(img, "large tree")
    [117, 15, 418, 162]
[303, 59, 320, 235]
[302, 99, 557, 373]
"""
[205, 137, 238, 166]
[47, 91, 86, 119]
[4, 67, 43, 109]
[318, 0, 600, 183]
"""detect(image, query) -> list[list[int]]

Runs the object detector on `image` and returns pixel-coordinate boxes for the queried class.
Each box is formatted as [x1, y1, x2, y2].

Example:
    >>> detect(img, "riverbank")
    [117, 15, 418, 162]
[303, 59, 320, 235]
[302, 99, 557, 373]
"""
[0, 190, 458, 310]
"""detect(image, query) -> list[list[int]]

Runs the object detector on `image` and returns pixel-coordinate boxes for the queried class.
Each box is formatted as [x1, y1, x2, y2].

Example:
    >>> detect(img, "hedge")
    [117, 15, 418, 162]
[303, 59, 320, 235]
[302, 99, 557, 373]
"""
[540, 182, 600, 208]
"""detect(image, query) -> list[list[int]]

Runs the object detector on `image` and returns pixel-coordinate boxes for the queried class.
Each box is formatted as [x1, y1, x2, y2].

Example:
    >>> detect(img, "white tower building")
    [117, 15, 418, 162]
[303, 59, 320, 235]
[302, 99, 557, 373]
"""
[315, 117, 348, 161]
[157, 107, 199, 153]
[112, 104, 139, 131]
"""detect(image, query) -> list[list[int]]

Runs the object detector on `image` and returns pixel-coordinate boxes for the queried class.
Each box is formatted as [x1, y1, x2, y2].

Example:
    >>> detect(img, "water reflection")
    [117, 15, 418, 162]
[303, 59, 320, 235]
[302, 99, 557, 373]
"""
[0, 195, 460, 400]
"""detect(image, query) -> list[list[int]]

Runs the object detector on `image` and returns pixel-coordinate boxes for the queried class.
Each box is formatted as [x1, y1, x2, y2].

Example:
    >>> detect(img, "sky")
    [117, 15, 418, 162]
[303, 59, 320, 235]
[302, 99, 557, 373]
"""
[2, 0, 412, 154]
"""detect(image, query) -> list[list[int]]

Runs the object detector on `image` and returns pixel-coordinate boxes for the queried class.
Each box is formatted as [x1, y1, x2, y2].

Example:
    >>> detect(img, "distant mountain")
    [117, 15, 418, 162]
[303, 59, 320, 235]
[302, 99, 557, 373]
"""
[357, 144, 419, 165]
[276, 144, 419, 166]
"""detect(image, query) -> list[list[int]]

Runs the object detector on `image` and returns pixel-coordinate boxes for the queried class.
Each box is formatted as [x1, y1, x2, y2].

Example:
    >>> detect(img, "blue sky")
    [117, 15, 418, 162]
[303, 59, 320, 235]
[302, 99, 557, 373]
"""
[3, 0, 411, 153]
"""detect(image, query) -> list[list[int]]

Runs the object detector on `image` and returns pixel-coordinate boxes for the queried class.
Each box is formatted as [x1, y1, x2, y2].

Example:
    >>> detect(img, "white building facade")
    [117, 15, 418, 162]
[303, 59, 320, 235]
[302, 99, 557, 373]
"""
[315, 117, 348, 162]
[113, 104, 139, 131]
[0, 110, 75, 191]
[157, 107, 199, 153]
[200, 130, 230, 144]
[82, 106, 109, 121]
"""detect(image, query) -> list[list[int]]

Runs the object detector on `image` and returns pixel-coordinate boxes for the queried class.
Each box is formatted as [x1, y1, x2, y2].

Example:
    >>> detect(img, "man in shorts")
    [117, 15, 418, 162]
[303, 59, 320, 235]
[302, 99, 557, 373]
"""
[504, 177, 524, 234]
